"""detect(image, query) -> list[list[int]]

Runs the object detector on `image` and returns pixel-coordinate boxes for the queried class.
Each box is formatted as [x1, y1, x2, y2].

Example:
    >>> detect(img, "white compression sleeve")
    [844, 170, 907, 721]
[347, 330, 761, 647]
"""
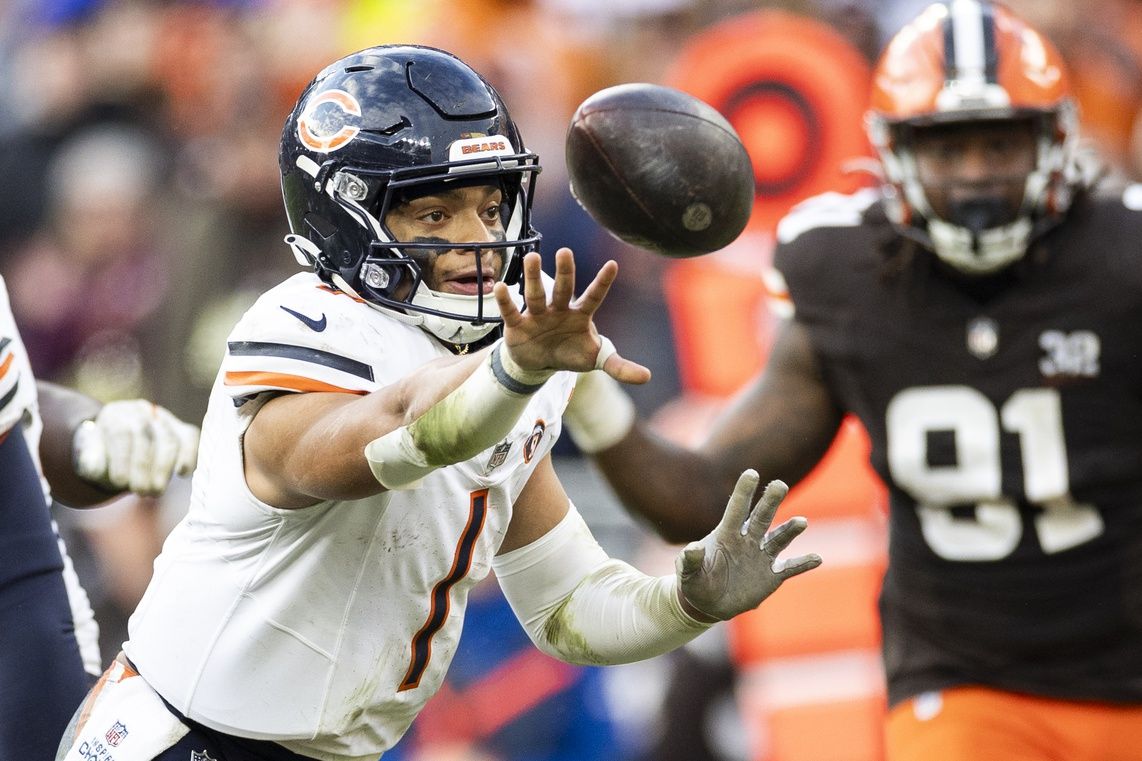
[493, 504, 712, 665]
[563, 369, 636, 454]
[365, 339, 553, 489]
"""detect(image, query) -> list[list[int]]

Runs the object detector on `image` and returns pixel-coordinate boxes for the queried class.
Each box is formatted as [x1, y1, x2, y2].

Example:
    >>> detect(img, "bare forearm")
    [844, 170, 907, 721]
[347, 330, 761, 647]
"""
[703, 369, 844, 491]
[36, 381, 119, 507]
[591, 424, 739, 543]
[587, 319, 844, 544]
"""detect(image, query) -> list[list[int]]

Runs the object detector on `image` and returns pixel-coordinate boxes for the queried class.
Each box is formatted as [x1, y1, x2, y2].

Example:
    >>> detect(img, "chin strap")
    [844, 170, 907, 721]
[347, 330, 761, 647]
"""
[927, 215, 1032, 275]
[284, 234, 322, 267]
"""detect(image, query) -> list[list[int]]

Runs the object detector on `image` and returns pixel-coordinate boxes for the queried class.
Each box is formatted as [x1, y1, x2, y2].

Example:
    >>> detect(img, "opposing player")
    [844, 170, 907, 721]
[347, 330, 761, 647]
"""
[563, 2, 1142, 759]
[55, 45, 820, 761]
[0, 275, 199, 760]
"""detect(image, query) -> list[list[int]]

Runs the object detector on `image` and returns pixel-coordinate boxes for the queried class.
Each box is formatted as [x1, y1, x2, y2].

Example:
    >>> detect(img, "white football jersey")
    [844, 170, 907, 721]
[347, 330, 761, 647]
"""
[125, 272, 577, 761]
[0, 275, 38, 438]
[0, 275, 101, 675]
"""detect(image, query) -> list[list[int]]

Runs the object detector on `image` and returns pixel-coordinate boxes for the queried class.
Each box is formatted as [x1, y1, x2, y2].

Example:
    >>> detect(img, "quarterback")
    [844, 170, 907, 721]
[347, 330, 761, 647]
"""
[564, 2, 1142, 759]
[55, 46, 820, 761]
[0, 274, 199, 759]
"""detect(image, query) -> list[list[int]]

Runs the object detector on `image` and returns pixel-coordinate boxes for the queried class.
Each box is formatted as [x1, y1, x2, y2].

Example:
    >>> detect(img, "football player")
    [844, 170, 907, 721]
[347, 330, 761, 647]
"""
[55, 45, 820, 761]
[562, 2, 1142, 759]
[0, 275, 199, 760]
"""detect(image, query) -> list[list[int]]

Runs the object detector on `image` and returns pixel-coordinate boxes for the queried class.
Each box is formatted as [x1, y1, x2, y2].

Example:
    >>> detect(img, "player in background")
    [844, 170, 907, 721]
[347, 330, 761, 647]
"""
[562, 2, 1142, 759]
[0, 274, 199, 760]
[55, 45, 820, 761]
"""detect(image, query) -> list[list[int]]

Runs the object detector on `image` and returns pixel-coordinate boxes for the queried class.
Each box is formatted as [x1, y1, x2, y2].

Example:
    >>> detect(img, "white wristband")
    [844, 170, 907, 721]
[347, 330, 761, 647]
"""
[594, 335, 617, 370]
[492, 341, 555, 392]
[563, 368, 636, 454]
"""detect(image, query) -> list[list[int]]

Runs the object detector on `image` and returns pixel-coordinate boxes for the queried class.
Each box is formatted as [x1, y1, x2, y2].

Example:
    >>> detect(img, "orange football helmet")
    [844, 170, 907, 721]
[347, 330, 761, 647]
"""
[866, 0, 1081, 274]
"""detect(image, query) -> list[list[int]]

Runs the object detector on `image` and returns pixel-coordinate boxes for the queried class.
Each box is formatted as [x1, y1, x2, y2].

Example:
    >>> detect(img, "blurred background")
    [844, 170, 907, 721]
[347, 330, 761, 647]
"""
[3, 0, 1140, 760]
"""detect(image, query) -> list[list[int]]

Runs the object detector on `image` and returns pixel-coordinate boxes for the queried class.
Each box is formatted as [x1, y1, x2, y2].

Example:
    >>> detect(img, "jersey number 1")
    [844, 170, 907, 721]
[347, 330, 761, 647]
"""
[399, 489, 489, 691]
[886, 386, 1103, 561]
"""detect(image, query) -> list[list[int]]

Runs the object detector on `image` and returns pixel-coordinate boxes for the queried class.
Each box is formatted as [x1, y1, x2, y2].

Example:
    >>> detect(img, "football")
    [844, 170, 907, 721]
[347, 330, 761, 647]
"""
[565, 83, 754, 258]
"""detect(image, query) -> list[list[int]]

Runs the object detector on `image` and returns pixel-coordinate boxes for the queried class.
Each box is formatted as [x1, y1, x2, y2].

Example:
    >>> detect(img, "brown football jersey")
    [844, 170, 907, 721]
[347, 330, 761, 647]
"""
[774, 183, 1142, 706]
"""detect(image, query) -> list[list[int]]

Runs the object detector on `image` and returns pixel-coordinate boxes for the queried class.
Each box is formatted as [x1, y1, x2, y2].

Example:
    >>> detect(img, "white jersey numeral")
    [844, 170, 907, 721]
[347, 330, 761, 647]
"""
[886, 386, 1103, 561]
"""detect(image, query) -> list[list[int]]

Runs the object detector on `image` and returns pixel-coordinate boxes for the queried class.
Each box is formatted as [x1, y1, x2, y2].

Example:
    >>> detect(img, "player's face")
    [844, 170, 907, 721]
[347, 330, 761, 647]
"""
[384, 184, 507, 296]
[912, 119, 1038, 231]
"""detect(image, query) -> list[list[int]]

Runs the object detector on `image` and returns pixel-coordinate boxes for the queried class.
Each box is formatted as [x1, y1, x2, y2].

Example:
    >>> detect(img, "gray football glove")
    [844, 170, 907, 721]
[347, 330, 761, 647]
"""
[676, 470, 822, 621]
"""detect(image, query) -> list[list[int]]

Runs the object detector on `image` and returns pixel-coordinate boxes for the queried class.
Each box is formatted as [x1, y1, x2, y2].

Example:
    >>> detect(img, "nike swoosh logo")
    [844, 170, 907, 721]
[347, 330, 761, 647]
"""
[280, 306, 328, 332]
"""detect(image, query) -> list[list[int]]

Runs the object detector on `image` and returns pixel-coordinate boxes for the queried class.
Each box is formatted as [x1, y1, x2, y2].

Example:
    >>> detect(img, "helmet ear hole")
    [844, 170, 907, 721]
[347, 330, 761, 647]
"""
[304, 212, 338, 240]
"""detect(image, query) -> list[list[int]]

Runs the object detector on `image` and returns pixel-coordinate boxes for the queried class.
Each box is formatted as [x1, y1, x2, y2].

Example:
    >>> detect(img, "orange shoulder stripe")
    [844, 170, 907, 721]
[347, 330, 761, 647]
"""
[0, 352, 13, 381]
[224, 371, 368, 395]
[316, 284, 366, 303]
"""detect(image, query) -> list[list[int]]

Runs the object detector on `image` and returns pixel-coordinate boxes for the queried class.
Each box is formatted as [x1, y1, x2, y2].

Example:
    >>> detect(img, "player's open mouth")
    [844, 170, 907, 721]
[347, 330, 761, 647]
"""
[440, 275, 496, 296]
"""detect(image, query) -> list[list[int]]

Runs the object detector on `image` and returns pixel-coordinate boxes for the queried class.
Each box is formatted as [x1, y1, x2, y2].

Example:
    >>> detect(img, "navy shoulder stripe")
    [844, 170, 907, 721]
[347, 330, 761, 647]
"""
[227, 341, 374, 382]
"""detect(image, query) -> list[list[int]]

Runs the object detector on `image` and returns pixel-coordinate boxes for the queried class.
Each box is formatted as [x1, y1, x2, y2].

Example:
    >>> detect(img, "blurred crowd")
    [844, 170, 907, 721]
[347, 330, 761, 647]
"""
[2, 1, 1141, 760]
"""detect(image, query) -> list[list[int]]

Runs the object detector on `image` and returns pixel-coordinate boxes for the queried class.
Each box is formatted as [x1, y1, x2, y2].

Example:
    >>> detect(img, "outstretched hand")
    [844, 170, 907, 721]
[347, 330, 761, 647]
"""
[676, 470, 822, 622]
[493, 249, 651, 385]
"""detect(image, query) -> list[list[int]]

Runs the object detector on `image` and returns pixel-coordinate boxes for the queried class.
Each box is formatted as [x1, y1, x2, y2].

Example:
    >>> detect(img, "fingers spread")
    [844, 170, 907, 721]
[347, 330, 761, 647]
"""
[745, 479, 789, 543]
[522, 252, 547, 315]
[763, 516, 809, 556]
[550, 248, 575, 309]
[494, 282, 522, 327]
[718, 469, 760, 537]
[774, 553, 823, 579]
[573, 260, 617, 317]
[601, 353, 652, 385]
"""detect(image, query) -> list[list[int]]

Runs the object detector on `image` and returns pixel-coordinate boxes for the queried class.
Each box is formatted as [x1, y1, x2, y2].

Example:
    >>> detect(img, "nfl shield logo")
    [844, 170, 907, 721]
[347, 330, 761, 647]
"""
[191, 751, 218, 761]
[966, 317, 999, 360]
[105, 721, 128, 746]
[485, 440, 512, 473]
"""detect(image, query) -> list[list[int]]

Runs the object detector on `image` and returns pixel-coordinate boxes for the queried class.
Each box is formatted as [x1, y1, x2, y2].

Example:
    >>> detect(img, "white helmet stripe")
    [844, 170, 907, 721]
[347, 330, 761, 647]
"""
[947, 0, 989, 87]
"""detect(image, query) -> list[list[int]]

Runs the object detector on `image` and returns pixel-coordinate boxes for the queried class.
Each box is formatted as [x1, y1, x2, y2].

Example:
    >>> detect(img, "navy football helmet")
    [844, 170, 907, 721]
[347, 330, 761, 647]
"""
[280, 45, 541, 344]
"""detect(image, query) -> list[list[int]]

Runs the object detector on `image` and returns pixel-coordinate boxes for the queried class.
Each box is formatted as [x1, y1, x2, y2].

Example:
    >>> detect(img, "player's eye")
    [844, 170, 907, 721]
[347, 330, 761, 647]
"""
[418, 209, 447, 224]
[935, 141, 962, 162]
